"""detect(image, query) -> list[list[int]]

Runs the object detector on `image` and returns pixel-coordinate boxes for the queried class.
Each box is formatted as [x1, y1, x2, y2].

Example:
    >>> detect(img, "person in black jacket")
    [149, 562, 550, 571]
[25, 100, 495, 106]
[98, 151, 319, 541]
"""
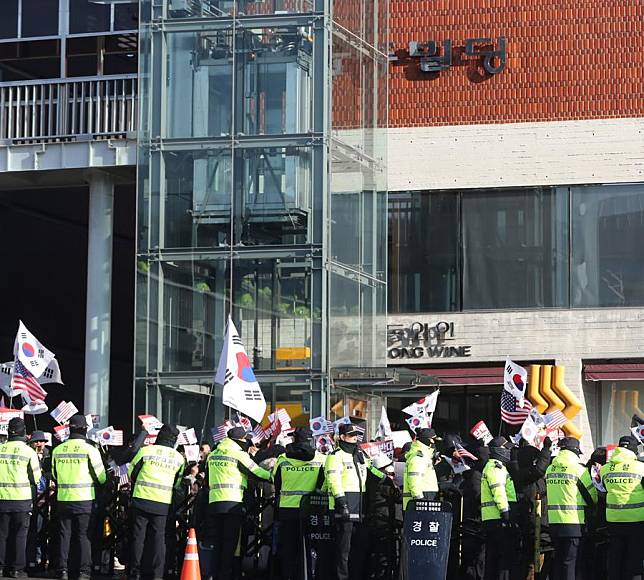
[460, 443, 489, 580]
[364, 454, 401, 580]
[509, 437, 552, 580]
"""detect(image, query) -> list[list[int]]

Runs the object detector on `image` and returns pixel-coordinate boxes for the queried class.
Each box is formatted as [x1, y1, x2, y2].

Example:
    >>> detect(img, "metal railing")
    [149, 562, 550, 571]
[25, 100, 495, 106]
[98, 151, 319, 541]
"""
[0, 75, 138, 142]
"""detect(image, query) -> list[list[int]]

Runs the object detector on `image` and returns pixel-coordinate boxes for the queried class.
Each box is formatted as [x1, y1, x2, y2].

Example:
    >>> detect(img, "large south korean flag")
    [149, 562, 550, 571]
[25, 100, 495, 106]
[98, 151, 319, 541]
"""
[215, 316, 266, 423]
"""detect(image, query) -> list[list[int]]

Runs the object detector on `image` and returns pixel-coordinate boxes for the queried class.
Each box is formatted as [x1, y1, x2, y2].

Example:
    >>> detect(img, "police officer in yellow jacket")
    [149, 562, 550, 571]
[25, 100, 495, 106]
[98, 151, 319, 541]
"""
[481, 436, 516, 580]
[273, 427, 325, 580]
[402, 428, 439, 510]
[206, 426, 271, 580]
[0, 418, 41, 578]
[545, 437, 597, 580]
[600, 435, 644, 580]
[128, 424, 185, 580]
[325, 423, 381, 580]
[51, 415, 106, 580]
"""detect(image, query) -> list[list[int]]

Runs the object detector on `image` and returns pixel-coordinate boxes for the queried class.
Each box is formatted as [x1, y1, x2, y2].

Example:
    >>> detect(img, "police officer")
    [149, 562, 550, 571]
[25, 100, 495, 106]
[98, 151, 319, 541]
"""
[273, 427, 325, 580]
[0, 418, 41, 578]
[545, 436, 597, 580]
[51, 414, 106, 580]
[481, 436, 516, 580]
[128, 423, 185, 580]
[402, 428, 439, 510]
[325, 423, 381, 580]
[206, 426, 271, 580]
[600, 435, 644, 580]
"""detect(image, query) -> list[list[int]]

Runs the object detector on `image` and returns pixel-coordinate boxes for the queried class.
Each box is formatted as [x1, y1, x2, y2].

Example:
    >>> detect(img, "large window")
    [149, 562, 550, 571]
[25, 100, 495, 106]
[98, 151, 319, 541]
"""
[390, 183, 644, 313]
[572, 185, 644, 307]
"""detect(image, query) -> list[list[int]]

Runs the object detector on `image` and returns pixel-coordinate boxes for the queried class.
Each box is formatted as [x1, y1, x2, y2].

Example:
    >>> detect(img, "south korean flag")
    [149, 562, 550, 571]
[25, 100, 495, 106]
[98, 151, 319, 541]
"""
[215, 316, 266, 423]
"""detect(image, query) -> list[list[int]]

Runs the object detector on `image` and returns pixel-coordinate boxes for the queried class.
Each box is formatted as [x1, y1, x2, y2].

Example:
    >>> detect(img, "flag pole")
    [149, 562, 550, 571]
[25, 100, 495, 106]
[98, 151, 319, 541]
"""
[199, 380, 216, 443]
[32, 414, 38, 430]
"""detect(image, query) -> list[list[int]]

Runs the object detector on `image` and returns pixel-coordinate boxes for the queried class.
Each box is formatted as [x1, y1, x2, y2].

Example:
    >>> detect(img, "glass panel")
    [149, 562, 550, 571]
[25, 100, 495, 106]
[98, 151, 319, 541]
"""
[238, 27, 313, 136]
[462, 187, 569, 310]
[22, 0, 59, 37]
[66, 36, 97, 77]
[104, 34, 138, 75]
[0, 0, 19, 40]
[328, 272, 361, 368]
[388, 192, 459, 313]
[114, 2, 139, 31]
[600, 381, 643, 445]
[164, 0, 315, 19]
[69, 0, 110, 34]
[0, 40, 60, 81]
[144, 145, 314, 251]
[332, 0, 364, 39]
[572, 184, 644, 307]
[153, 256, 317, 373]
[164, 30, 233, 139]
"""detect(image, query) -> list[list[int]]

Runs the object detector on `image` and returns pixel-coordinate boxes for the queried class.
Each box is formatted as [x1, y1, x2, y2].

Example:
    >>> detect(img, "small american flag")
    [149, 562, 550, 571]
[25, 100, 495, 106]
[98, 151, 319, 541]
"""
[211, 424, 228, 443]
[11, 360, 47, 403]
[251, 424, 267, 445]
[501, 390, 533, 425]
[354, 425, 366, 442]
[455, 443, 478, 461]
[177, 428, 198, 446]
[544, 410, 567, 430]
[50, 400, 78, 424]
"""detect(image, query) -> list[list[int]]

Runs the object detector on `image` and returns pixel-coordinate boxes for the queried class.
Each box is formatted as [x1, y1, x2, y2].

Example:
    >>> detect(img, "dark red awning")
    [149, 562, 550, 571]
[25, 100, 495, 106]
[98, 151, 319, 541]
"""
[583, 363, 644, 381]
[415, 367, 504, 386]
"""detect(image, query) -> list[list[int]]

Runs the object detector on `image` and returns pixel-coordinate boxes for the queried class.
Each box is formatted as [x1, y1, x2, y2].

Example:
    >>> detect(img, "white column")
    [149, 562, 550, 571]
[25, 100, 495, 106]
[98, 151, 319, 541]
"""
[84, 171, 114, 428]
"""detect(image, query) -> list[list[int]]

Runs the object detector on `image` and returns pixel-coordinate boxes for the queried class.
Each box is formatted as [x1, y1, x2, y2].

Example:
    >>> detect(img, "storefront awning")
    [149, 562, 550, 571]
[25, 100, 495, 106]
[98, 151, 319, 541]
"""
[584, 363, 644, 381]
[415, 366, 503, 386]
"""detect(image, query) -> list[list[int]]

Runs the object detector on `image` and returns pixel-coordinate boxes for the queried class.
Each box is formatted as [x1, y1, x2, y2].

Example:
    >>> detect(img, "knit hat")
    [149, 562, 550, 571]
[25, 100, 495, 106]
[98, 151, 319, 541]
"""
[8, 418, 26, 437]
[156, 424, 180, 446]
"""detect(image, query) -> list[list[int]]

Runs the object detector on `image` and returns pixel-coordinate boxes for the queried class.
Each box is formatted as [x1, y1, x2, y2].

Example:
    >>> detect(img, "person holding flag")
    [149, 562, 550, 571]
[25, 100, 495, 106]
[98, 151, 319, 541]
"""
[0, 418, 42, 578]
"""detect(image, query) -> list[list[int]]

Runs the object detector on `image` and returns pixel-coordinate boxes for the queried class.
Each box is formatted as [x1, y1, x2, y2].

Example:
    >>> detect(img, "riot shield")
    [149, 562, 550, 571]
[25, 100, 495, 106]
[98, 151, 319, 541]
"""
[300, 493, 335, 580]
[401, 500, 453, 580]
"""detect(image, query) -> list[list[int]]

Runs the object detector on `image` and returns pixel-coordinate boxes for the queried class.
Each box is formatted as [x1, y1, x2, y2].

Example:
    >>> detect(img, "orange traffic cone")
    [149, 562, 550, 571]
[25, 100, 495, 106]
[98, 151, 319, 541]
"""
[180, 528, 201, 580]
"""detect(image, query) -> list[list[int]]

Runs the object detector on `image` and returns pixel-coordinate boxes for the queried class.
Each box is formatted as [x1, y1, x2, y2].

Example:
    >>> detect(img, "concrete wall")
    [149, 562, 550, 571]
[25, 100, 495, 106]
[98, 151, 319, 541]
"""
[388, 118, 644, 191]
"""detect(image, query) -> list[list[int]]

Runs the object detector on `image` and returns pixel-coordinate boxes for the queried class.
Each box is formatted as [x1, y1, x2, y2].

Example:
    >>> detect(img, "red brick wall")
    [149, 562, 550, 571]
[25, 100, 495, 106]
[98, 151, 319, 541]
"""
[389, 0, 644, 127]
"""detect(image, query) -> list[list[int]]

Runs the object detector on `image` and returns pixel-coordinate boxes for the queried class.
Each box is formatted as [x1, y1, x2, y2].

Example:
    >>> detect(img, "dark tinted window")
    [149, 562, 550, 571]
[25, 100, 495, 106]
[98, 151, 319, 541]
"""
[22, 0, 59, 37]
[114, 3, 139, 31]
[462, 188, 569, 309]
[0, 40, 60, 81]
[69, 0, 110, 34]
[572, 184, 644, 307]
[388, 192, 459, 313]
[0, 0, 19, 40]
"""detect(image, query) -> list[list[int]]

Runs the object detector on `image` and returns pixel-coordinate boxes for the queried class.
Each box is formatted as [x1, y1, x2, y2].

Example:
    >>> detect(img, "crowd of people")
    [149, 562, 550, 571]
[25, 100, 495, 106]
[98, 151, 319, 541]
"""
[0, 412, 641, 580]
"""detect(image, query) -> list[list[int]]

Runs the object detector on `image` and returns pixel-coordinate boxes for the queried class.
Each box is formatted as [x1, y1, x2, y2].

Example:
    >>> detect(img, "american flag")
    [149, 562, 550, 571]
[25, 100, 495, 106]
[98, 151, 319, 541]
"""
[354, 425, 366, 442]
[455, 443, 478, 461]
[211, 424, 228, 443]
[544, 410, 567, 430]
[500, 390, 533, 425]
[177, 428, 198, 446]
[50, 400, 78, 424]
[251, 424, 267, 445]
[11, 360, 47, 402]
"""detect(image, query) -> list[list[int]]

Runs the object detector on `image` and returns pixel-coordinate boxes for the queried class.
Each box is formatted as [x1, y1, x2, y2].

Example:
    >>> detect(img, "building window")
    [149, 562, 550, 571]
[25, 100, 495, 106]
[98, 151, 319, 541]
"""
[0, 0, 19, 40]
[389, 192, 459, 313]
[572, 184, 644, 307]
[599, 380, 643, 445]
[462, 187, 569, 309]
[22, 0, 59, 37]
[69, 0, 111, 34]
[0, 40, 61, 82]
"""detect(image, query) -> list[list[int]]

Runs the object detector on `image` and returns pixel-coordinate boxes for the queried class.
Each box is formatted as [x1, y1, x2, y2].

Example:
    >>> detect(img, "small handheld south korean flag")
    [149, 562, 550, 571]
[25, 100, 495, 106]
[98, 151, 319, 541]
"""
[215, 317, 266, 423]
[504, 358, 529, 408]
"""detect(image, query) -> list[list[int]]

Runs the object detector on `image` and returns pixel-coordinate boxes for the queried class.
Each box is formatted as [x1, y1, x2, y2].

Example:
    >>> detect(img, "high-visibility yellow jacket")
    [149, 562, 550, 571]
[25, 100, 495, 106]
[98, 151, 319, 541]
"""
[206, 438, 271, 512]
[600, 447, 644, 524]
[51, 436, 106, 510]
[546, 449, 597, 535]
[0, 438, 41, 512]
[402, 440, 438, 510]
[129, 443, 185, 514]
[481, 458, 516, 522]
[273, 450, 325, 510]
